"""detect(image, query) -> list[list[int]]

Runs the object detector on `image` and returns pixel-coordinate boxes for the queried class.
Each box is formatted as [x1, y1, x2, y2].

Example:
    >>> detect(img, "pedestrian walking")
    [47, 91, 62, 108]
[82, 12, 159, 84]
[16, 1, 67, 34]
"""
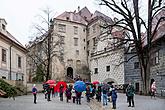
[47, 85, 51, 101]
[32, 84, 37, 104]
[76, 90, 82, 105]
[65, 85, 72, 103]
[86, 85, 90, 102]
[97, 85, 102, 102]
[102, 86, 108, 106]
[151, 81, 156, 99]
[72, 88, 76, 103]
[126, 82, 135, 107]
[59, 85, 64, 101]
[111, 86, 117, 109]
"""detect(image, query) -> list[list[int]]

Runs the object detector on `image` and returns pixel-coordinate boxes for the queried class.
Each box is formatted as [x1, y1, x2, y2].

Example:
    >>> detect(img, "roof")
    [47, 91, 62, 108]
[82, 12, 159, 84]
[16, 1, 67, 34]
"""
[90, 10, 113, 24]
[0, 31, 27, 53]
[142, 9, 165, 46]
[55, 11, 88, 25]
[78, 6, 92, 21]
[55, 7, 113, 26]
[6, 31, 24, 47]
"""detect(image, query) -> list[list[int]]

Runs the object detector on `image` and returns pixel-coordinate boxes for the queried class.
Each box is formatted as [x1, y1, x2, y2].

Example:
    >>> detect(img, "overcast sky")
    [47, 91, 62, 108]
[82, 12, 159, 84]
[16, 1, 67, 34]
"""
[0, 0, 147, 46]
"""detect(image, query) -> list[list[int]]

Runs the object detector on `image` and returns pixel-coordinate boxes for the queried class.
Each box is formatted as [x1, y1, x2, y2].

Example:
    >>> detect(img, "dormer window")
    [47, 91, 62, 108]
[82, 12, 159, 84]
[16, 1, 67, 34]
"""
[2, 24, 5, 30]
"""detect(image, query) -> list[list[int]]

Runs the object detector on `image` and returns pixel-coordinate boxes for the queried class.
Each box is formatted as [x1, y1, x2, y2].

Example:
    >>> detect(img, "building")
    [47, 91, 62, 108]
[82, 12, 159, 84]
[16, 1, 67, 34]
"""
[52, 7, 89, 81]
[0, 18, 27, 86]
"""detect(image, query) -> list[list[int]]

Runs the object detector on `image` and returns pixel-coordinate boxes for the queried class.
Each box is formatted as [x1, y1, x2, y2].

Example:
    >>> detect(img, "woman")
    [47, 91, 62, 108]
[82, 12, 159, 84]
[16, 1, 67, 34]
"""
[151, 81, 156, 99]
[65, 85, 72, 102]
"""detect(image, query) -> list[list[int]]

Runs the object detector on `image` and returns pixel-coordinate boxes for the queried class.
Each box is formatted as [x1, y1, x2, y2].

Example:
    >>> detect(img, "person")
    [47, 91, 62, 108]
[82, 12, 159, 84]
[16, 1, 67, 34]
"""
[72, 88, 76, 103]
[86, 85, 90, 102]
[51, 86, 55, 98]
[59, 85, 64, 101]
[97, 85, 102, 102]
[126, 82, 135, 107]
[65, 85, 72, 103]
[43, 83, 49, 99]
[102, 86, 108, 106]
[151, 81, 156, 99]
[111, 86, 117, 109]
[32, 84, 37, 104]
[47, 85, 51, 101]
[76, 90, 82, 105]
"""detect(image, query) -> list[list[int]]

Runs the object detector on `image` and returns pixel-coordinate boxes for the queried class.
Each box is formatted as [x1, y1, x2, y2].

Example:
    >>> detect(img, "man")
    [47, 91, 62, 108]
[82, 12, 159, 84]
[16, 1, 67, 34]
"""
[32, 84, 37, 104]
[126, 82, 135, 107]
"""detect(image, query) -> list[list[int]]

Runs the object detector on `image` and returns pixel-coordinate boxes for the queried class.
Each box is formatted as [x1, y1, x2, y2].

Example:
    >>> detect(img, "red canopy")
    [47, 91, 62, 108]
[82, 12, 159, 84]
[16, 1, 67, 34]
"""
[56, 81, 67, 92]
[46, 80, 56, 84]
[92, 81, 100, 85]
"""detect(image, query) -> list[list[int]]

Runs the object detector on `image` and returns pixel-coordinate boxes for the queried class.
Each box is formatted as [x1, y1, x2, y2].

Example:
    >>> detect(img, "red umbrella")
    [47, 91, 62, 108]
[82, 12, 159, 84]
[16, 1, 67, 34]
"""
[56, 81, 67, 92]
[46, 80, 56, 84]
[92, 81, 100, 85]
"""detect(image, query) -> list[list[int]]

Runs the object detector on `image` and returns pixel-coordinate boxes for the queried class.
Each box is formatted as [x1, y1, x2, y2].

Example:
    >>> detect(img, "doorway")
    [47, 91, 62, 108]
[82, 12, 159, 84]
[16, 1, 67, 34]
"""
[67, 67, 73, 79]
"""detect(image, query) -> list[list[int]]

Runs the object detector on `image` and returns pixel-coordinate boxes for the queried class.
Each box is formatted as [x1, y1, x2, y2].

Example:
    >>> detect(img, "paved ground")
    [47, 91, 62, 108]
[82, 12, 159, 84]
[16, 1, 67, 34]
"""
[0, 93, 91, 110]
[97, 93, 165, 110]
[0, 93, 165, 110]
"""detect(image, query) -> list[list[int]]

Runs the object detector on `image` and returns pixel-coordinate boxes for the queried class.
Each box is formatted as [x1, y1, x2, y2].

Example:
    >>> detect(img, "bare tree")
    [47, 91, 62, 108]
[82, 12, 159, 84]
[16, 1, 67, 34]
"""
[99, 0, 165, 94]
[27, 8, 62, 82]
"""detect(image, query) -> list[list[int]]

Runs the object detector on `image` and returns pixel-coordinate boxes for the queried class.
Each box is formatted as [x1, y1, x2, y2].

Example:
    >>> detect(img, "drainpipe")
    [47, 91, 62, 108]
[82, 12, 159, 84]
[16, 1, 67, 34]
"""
[9, 44, 13, 80]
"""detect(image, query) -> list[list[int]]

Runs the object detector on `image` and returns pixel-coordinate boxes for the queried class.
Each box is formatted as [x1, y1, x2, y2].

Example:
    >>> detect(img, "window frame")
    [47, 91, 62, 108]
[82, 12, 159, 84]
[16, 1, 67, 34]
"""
[134, 62, 139, 69]
[94, 68, 98, 74]
[74, 38, 78, 46]
[74, 26, 78, 35]
[18, 56, 21, 68]
[58, 24, 66, 33]
[2, 48, 7, 63]
[106, 65, 110, 72]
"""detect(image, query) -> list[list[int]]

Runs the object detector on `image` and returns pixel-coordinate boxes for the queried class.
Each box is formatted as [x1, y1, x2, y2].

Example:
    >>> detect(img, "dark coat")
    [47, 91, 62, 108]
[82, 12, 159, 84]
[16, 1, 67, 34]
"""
[111, 89, 117, 101]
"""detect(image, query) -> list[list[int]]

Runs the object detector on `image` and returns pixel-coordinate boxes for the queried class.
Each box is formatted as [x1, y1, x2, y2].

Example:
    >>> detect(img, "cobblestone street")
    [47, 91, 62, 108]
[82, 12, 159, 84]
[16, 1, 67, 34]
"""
[0, 93, 165, 110]
[91, 93, 165, 110]
[0, 93, 91, 110]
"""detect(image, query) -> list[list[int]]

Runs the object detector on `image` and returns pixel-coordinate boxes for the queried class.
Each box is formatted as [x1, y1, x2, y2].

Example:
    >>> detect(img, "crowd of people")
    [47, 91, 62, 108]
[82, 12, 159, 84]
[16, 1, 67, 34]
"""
[31, 80, 157, 109]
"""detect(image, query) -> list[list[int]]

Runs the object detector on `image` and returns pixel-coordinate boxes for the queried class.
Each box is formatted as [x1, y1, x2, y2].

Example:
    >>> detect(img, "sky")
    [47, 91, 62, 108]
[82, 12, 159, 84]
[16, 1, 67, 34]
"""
[0, 0, 148, 46]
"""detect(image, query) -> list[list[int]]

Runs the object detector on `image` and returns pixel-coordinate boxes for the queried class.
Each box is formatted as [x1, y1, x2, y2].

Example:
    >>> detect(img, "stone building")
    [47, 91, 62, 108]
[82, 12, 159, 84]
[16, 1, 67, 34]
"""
[0, 18, 27, 86]
[124, 9, 165, 96]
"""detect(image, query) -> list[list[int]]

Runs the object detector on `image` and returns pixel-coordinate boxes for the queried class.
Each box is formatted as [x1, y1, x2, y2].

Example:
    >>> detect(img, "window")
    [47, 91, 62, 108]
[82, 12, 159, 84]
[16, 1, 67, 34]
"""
[76, 50, 79, 55]
[74, 26, 78, 34]
[106, 66, 110, 72]
[83, 39, 85, 42]
[84, 47, 85, 50]
[76, 60, 81, 68]
[2, 49, 6, 62]
[151, 50, 159, 66]
[134, 62, 139, 69]
[18, 56, 21, 68]
[87, 41, 90, 46]
[60, 36, 65, 44]
[87, 51, 89, 56]
[93, 37, 96, 46]
[58, 24, 66, 33]
[94, 68, 98, 74]
[74, 38, 78, 46]
[2, 76, 6, 79]
[2, 24, 5, 30]
[92, 24, 96, 33]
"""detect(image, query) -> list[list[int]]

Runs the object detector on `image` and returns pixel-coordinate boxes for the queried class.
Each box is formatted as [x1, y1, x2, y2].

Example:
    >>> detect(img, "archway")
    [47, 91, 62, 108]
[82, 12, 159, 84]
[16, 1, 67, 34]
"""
[103, 78, 118, 85]
[67, 67, 73, 79]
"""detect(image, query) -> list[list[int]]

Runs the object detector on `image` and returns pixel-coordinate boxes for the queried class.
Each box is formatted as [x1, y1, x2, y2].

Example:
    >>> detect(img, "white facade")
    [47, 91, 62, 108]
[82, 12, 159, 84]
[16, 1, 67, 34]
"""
[0, 18, 27, 86]
[90, 49, 125, 84]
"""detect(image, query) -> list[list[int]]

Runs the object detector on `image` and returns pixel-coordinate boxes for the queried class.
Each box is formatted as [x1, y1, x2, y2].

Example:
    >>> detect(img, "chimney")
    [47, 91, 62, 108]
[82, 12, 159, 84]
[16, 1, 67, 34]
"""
[78, 6, 80, 12]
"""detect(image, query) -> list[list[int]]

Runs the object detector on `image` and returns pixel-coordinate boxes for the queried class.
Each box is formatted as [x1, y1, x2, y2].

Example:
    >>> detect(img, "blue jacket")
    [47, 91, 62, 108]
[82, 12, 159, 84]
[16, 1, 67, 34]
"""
[32, 87, 37, 94]
[111, 89, 117, 101]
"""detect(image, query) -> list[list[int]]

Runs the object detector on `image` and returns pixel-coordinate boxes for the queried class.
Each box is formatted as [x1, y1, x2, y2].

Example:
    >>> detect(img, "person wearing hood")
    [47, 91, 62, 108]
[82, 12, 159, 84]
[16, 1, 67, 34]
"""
[32, 84, 37, 104]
